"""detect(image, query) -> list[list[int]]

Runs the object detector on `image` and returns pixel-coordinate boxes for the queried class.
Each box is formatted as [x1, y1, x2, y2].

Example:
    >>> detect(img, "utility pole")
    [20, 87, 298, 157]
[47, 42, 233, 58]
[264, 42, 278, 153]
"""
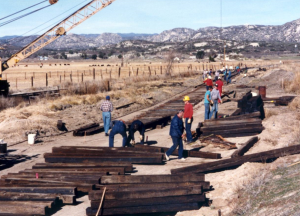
[224, 43, 226, 61]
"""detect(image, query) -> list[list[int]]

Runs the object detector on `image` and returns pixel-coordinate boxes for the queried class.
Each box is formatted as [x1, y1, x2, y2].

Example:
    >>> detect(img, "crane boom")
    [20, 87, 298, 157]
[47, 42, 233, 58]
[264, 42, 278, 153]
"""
[1, 0, 116, 72]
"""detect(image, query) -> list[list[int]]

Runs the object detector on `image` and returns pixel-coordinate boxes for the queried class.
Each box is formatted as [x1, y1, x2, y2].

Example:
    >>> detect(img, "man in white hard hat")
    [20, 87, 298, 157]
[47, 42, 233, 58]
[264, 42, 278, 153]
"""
[203, 75, 213, 91]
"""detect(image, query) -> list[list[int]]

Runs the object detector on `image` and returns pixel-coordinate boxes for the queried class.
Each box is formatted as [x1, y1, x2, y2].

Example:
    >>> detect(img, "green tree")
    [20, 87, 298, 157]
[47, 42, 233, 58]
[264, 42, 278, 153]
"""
[61, 53, 67, 59]
[118, 54, 123, 59]
[98, 52, 106, 59]
[69, 50, 74, 54]
[91, 54, 97, 60]
[81, 53, 87, 59]
[209, 56, 215, 62]
[196, 51, 205, 59]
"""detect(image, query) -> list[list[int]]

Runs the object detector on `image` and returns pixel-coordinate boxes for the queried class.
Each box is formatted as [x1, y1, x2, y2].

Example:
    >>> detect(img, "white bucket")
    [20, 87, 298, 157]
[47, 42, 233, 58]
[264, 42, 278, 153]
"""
[28, 134, 37, 145]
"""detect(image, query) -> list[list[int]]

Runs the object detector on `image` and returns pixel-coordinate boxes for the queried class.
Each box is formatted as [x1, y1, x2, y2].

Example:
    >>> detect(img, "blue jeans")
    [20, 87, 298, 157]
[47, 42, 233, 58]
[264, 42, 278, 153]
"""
[204, 103, 211, 120]
[227, 76, 231, 83]
[102, 112, 111, 134]
[210, 100, 218, 119]
[166, 137, 183, 159]
[185, 118, 193, 142]
[109, 122, 127, 147]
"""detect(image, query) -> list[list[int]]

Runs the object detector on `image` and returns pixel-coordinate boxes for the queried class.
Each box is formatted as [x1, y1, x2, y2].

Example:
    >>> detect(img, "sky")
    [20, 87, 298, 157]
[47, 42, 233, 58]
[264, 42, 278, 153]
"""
[0, 0, 300, 37]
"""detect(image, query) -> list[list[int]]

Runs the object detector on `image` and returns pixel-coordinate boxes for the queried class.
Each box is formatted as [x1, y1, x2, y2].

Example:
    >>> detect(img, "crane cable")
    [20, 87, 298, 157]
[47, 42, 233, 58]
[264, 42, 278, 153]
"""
[0, 5, 52, 28]
[0, 0, 48, 21]
[7, 0, 91, 44]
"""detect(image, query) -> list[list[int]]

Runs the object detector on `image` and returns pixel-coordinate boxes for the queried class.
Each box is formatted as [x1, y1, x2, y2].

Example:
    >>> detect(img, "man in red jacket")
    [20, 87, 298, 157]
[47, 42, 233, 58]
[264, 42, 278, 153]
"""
[183, 96, 193, 144]
[203, 76, 213, 90]
[216, 77, 224, 103]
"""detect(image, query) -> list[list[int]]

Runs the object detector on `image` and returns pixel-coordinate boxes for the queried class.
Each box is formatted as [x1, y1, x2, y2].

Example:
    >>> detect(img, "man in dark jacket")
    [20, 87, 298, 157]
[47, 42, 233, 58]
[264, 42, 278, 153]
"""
[128, 120, 146, 145]
[165, 110, 185, 161]
[109, 120, 127, 147]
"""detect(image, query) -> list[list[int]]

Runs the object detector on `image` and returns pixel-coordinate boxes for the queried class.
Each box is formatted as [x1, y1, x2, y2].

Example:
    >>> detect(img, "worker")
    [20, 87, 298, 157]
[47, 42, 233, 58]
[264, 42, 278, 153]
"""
[215, 70, 220, 81]
[210, 84, 222, 119]
[183, 96, 193, 144]
[128, 120, 146, 146]
[216, 77, 224, 103]
[209, 69, 213, 76]
[224, 69, 228, 81]
[109, 120, 127, 147]
[203, 76, 213, 90]
[204, 86, 213, 120]
[202, 70, 207, 80]
[165, 110, 185, 161]
[227, 69, 232, 84]
[100, 96, 113, 136]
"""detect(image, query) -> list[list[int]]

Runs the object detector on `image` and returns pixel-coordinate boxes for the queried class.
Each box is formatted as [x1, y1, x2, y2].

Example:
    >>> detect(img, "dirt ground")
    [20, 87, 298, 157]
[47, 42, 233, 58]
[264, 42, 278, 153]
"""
[1, 64, 299, 216]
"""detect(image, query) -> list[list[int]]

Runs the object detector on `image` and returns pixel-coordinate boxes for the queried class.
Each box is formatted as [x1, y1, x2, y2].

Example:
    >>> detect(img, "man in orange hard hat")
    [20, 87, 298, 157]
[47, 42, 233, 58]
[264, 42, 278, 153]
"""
[183, 96, 193, 144]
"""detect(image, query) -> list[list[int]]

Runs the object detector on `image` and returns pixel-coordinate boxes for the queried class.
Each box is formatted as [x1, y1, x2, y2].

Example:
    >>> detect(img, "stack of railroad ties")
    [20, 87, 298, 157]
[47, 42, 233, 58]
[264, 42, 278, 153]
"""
[199, 90, 265, 138]
[0, 146, 214, 216]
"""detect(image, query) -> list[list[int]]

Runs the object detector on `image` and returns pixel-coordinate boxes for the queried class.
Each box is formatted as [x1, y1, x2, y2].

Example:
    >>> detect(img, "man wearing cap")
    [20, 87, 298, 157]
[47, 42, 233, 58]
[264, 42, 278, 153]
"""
[204, 86, 213, 120]
[216, 76, 224, 103]
[203, 76, 213, 90]
[165, 110, 185, 161]
[183, 96, 193, 143]
[210, 84, 222, 119]
[109, 120, 128, 147]
[100, 96, 113, 136]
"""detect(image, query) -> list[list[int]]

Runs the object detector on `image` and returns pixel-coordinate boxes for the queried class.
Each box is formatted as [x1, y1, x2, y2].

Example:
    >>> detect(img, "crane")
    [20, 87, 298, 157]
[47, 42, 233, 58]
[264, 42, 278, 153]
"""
[0, 0, 116, 96]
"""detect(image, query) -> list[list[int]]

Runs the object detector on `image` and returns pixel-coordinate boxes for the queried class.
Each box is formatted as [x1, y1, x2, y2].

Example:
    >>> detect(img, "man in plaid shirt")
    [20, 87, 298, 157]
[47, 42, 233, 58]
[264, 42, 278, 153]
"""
[100, 96, 113, 136]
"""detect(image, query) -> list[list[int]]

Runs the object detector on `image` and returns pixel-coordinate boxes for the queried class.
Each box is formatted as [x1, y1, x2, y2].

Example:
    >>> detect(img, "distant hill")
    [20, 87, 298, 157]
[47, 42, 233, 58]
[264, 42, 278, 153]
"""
[2, 18, 300, 49]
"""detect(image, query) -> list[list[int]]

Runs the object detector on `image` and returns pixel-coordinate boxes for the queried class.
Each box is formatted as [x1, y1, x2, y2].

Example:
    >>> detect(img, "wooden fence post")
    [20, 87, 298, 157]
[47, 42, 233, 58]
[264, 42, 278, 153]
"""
[31, 76, 33, 87]
[46, 73, 48, 87]
[60, 75, 61, 83]
[70, 74, 72, 82]
[160, 66, 163, 75]
[101, 70, 103, 80]
[93, 68, 95, 80]
[118, 67, 121, 78]
[136, 68, 139, 76]
[148, 66, 151, 76]
[82, 73, 84, 82]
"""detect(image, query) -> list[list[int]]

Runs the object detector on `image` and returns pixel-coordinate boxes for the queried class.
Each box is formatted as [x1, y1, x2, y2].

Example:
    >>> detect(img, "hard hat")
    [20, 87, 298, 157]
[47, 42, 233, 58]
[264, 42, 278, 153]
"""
[183, 96, 190, 101]
[208, 76, 212, 79]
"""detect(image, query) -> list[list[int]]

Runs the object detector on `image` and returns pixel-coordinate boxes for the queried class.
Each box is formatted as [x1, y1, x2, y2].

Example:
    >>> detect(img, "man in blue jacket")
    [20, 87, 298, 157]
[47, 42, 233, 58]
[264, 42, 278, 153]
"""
[165, 110, 185, 161]
[227, 69, 232, 84]
[109, 120, 127, 147]
[128, 120, 146, 145]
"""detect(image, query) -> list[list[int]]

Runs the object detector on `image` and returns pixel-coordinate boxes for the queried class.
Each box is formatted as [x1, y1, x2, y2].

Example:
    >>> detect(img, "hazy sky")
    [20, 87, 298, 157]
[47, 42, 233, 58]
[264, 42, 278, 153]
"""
[0, 0, 299, 37]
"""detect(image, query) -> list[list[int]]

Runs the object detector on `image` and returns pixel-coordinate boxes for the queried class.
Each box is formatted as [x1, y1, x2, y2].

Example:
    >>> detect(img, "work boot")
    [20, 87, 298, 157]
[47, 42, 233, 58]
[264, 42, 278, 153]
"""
[105, 133, 109, 137]
[180, 158, 186, 161]
[165, 153, 170, 161]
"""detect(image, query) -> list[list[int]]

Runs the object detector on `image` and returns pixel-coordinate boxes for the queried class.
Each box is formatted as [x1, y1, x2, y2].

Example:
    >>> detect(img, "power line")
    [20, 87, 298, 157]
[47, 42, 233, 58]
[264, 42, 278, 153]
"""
[0, 0, 48, 21]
